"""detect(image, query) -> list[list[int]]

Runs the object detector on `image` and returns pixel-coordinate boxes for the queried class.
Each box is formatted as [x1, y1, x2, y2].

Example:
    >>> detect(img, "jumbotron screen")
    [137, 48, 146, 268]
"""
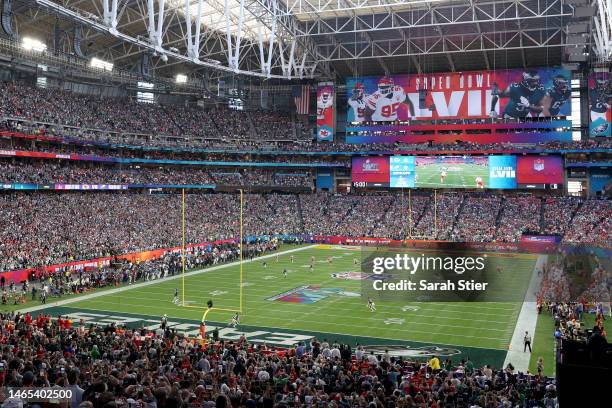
[352, 155, 561, 189]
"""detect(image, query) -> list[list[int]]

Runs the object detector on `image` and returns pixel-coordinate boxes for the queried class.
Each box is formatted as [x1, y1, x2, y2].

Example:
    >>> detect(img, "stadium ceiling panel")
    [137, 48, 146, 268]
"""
[6, 0, 598, 80]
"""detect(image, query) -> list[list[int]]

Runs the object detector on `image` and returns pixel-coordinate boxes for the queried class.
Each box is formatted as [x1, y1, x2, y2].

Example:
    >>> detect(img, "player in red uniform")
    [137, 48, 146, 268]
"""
[475, 176, 484, 189]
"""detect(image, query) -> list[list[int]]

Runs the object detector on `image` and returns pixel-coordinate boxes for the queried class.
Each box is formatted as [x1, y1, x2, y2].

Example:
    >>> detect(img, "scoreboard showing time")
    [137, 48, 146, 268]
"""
[351, 157, 390, 187]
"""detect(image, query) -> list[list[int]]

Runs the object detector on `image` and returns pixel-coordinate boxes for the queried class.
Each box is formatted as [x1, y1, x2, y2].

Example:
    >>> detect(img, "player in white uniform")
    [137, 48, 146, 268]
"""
[230, 313, 240, 328]
[440, 169, 447, 184]
[317, 90, 333, 122]
[365, 77, 407, 122]
[348, 82, 367, 123]
[367, 297, 376, 312]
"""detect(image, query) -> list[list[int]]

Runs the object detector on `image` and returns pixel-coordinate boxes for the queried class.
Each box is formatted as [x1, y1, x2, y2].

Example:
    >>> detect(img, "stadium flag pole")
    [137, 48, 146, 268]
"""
[239, 188, 244, 315]
[181, 188, 186, 306]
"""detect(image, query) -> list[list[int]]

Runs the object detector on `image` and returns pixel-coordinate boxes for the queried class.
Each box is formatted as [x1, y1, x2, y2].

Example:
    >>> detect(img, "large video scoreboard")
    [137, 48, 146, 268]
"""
[352, 155, 563, 190]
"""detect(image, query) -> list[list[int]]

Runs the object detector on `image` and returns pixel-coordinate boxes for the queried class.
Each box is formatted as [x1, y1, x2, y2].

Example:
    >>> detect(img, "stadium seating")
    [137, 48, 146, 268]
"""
[0, 192, 609, 272]
[0, 309, 560, 408]
[2, 82, 611, 152]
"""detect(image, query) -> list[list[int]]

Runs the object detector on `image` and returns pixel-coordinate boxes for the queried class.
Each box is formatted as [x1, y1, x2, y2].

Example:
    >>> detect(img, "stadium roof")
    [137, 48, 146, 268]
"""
[5, 0, 608, 82]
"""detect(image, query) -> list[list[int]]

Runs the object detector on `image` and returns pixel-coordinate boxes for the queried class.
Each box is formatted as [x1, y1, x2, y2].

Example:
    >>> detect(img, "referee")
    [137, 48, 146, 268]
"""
[524, 331, 532, 352]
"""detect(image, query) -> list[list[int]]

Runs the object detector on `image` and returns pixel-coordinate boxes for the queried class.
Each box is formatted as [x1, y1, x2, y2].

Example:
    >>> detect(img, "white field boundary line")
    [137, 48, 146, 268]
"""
[18, 245, 317, 315]
[503, 254, 546, 372]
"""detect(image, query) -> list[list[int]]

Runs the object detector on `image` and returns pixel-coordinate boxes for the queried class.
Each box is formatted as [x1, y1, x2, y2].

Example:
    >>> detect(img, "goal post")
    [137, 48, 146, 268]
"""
[179, 189, 245, 322]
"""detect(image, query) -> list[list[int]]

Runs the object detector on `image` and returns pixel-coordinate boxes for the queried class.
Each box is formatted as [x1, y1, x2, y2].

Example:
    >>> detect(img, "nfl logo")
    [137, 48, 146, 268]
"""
[533, 159, 545, 172]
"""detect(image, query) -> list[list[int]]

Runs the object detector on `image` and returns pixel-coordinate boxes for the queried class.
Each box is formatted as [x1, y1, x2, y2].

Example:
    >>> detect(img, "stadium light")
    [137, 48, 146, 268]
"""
[176, 74, 188, 84]
[90, 57, 114, 72]
[21, 37, 47, 53]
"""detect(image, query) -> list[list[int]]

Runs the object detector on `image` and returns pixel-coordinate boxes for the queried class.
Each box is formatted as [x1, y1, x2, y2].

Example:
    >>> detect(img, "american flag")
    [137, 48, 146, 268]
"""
[292, 85, 311, 115]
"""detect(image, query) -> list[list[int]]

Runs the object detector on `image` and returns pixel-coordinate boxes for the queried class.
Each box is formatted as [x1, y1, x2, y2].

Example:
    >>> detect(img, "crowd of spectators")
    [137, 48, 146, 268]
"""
[562, 200, 612, 247]
[495, 197, 542, 243]
[2, 81, 612, 155]
[0, 82, 299, 143]
[450, 196, 502, 243]
[0, 308, 561, 408]
[2, 191, 609, 273]
[0, 192, 301, 271]
[0, 160, 314, 188]
[536, 252, 609, 365]
[4, 115, 612, 155]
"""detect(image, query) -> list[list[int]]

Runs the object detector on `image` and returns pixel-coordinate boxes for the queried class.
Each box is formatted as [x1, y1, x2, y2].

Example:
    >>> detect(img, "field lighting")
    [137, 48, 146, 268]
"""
[21, 37, 47, 53]
[176, 74, 188, 84]
[90, 57, 114, 71]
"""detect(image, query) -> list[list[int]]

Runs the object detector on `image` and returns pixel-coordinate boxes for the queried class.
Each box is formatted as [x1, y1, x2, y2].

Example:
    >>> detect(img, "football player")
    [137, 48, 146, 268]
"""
[317, 89, 333, 124]
[543, 75, 571, 117]
[490, 71, 546, 119]
[590, 74, 611, 122]
[365, 77, 412, 121]
[348, 82, 367, 123]
[475, 176, 484, 189]
[229, 313, 240, 328]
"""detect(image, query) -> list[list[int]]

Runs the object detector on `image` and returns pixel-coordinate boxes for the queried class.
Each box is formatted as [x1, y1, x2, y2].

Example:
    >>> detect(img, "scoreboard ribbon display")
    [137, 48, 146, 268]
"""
[352, 155, 562, 190]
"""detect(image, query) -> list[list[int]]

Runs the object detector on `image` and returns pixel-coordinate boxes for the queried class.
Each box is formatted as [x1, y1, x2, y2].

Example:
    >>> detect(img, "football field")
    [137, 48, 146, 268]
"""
[33, 244, 538, 369]
[416, 163, 489, 188]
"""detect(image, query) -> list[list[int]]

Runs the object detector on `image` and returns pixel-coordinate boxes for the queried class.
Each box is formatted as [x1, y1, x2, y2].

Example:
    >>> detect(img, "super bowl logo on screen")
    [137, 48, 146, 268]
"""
[488, 156, 517, 189]
[362, 159, 379, 172]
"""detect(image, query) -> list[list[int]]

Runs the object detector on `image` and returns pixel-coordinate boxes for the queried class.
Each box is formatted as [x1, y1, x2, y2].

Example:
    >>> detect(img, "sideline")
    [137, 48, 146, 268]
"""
[18, 245, 317, 315]
[503, 254, 546, 372]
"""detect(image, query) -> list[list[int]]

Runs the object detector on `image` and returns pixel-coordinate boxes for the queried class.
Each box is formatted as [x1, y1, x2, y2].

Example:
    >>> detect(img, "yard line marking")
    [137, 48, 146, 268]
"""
[72, 296, 512, 334]
[57, 304, 508, 346]
[17, 245, 317, 315]
[93, 293, 514, 324]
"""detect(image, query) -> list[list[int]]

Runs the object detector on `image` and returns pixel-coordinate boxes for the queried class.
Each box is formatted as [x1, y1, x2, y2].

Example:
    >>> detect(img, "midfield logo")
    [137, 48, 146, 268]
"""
[267, 285, 359, 304]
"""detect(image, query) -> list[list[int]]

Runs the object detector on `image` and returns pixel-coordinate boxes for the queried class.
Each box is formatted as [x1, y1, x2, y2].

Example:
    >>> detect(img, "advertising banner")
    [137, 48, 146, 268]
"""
[588, 71, 612, 137]
[316, 82, 335, 141]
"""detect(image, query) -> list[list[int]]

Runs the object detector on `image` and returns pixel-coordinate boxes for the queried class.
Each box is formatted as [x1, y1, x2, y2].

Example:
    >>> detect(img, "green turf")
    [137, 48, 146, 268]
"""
[416, 163, 489, 188]
[48, 244, 536, 368]
[529, 313, 557, 376]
